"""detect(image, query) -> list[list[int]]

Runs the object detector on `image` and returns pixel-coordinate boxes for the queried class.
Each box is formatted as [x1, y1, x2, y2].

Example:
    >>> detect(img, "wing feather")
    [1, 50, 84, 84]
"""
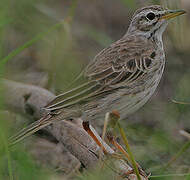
[45, 36, 155, 112]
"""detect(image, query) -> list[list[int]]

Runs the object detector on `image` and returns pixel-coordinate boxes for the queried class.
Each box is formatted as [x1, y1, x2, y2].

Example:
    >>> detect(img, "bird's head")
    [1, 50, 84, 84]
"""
[127, 5, 186, 39]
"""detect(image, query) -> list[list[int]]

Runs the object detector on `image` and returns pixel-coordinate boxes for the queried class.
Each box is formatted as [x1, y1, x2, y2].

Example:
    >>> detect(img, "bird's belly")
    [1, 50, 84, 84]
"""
[84, 69, 164, 123]
[103, 74, 162, 120]
[85, 83, 157, 122]
[117, 87, 155, 119]
[114, 72, 163, 119]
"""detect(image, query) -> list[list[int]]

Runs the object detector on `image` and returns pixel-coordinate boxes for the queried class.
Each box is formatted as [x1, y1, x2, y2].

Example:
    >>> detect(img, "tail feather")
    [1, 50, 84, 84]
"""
[9, 109, 83, 147]
[9, 114, 52, 146]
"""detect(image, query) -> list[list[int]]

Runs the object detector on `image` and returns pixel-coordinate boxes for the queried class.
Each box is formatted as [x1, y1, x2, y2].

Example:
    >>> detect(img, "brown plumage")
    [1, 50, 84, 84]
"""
[9, 5, 186, 145]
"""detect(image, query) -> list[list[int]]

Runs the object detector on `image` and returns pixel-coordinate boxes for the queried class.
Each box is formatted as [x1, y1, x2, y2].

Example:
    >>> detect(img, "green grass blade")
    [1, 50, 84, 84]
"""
[0, 128, 13, 180]
[163, 141, 190, 169]
[117, 122, 141, 180]
[0, 22, 64, 68]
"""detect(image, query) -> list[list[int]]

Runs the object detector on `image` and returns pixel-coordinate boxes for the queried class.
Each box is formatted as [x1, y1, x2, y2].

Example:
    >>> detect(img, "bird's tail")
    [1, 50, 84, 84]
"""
[9, 114, 52, 146]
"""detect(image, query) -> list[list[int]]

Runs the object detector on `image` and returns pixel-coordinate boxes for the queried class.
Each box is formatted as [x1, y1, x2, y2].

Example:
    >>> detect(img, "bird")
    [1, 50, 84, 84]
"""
[10, 5, 186, 145]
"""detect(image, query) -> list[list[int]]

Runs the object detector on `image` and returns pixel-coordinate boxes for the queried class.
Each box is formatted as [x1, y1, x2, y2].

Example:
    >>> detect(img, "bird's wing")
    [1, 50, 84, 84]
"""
[45, 36, 156, 112]
[85, 36, 156, 87]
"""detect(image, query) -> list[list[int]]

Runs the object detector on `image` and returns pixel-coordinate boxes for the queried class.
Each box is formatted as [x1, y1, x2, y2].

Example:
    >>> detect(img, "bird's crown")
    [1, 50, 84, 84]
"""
[127, 5, 186, 38]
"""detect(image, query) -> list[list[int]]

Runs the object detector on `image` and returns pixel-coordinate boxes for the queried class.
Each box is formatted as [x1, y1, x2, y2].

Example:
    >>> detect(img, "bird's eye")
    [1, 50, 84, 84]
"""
[146, 12, 156, 20]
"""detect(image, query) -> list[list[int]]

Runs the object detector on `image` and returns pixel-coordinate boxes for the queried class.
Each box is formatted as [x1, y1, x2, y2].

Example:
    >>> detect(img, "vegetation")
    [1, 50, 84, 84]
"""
[0, 0, 189, 179]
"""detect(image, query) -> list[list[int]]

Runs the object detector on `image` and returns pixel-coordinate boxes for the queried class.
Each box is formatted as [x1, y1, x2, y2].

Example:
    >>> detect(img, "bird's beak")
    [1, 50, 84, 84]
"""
[160, 9, 186, 20]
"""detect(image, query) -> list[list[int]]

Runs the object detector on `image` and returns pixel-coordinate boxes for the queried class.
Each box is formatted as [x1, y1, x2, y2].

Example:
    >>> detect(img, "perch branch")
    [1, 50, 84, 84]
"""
[1, 79, 147, 179]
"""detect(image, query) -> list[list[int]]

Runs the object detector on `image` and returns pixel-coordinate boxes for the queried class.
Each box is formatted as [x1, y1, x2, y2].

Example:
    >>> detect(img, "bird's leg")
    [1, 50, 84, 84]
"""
[109, 110, 147, 179]
[107, 132, 147, 178]
[82, 121, 138, 177]
[82, 121, 109, 154]
[107, 133, 134, 165]
[82, 114, 147, 179]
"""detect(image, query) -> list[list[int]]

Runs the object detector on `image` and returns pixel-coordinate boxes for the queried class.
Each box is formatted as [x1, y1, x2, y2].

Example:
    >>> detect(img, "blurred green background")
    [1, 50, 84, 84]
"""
[0, 0, 190, 179]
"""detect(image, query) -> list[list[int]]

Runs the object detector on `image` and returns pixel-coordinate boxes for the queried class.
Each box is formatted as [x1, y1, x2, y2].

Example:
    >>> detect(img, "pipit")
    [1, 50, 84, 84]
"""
[10, 5, 186, 145]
